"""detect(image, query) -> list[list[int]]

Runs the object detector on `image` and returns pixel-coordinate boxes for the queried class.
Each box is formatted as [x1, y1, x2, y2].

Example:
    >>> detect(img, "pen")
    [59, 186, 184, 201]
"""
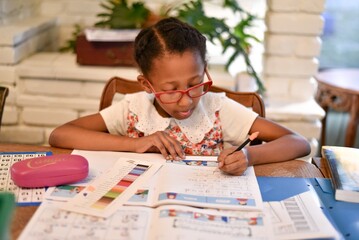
[216, 131, 259, 168]
[230, 131, 260, 154]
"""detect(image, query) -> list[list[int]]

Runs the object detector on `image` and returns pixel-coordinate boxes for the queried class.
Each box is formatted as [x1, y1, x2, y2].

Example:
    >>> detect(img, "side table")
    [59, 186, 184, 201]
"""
[315, 68, 359, 147]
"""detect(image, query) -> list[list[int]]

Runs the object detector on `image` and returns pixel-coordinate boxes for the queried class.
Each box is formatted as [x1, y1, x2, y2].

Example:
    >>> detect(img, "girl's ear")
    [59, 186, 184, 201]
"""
[137, 75, 152, 94]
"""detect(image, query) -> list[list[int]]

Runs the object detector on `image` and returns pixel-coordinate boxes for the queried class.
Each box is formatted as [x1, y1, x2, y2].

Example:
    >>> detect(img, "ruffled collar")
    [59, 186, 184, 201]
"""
[125, 92, 225, 143]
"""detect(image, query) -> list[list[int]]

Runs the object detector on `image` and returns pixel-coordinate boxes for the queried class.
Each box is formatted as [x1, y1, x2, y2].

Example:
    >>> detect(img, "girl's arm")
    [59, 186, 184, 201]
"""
[246, 117, 311, 165]
[49, 113, 184, 159]
[218, 116, 311, 175]
[49, 113, 134, 151]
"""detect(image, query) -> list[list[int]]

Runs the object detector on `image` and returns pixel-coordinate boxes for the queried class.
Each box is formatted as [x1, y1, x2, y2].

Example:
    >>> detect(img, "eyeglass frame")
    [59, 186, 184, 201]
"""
[144, 69, 213, 104]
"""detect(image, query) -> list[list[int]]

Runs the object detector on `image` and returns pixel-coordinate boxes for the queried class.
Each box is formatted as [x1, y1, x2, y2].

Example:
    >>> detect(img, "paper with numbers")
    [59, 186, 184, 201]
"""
[126, 156, 263, 211]
[19, 201, 269, 240]
[0, 151, 51, 206]
[61, 158, 162, 218]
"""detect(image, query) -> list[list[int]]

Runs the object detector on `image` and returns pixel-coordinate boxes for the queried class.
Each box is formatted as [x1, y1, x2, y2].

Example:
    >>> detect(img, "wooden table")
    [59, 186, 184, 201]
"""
[1, 143, 324, 240]
[315, 68, 359, 147]
[311, 157, 331, 179]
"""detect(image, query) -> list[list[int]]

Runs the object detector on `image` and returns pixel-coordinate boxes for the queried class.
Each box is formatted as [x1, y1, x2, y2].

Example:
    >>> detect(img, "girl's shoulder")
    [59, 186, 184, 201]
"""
[102, 91, 151, 112]
[124, 91, 150, 101]
[201, 91, 226, 105]
[202, 91, 246, 110]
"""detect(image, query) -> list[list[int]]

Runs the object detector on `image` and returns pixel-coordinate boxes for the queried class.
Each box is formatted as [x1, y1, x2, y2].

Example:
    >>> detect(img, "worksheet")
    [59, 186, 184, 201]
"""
[19, 192, 338, 240]
[127, 157, 263, 211]
[265, 191, 340, 240]
[19, 201, 269, 240]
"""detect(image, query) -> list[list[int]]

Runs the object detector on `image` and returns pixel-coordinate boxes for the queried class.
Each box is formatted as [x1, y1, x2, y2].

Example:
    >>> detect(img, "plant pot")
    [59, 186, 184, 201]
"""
[75, 33, 137, 67]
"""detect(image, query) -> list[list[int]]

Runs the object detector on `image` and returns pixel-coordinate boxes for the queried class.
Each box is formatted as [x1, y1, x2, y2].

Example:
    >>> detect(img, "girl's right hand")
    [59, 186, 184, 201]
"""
[134, 131, 185, 160]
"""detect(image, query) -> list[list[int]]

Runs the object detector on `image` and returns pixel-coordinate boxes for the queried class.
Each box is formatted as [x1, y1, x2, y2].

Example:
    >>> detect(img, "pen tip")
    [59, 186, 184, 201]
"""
[249, 131, 259, 141]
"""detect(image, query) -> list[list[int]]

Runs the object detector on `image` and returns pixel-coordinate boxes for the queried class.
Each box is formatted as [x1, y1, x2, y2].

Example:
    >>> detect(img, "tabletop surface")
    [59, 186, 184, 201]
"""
[0, 143, 324, 239]
[316, 68, 359, 93]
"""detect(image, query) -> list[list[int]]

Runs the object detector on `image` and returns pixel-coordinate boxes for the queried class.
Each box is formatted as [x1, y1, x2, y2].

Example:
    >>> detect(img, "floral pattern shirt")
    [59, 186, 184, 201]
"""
[100, 92, 258, 155]
[127, 110, 223, 156]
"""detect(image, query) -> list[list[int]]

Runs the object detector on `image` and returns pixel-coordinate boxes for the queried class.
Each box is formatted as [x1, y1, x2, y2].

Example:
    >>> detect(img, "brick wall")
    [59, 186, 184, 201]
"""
[263, 0, 325, 101]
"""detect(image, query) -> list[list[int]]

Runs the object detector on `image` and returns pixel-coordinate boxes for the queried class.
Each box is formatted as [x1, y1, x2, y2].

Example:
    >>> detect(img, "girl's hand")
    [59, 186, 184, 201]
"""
[217, 147, 249, 176]
[134, 131, 185, 160]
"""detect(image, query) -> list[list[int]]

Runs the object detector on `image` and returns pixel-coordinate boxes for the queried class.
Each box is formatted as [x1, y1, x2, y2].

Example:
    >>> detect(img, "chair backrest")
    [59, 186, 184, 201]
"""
[0, 86, 9, 130]
[99, 76, 265, 116]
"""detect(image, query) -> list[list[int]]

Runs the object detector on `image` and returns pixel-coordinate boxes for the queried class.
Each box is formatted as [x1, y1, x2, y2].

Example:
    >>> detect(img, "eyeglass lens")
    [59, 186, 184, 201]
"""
[159, 82, 211, 103]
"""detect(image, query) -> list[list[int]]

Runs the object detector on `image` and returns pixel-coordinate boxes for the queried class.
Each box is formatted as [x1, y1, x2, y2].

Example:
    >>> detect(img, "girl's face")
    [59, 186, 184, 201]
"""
[138, 50, 206, 120]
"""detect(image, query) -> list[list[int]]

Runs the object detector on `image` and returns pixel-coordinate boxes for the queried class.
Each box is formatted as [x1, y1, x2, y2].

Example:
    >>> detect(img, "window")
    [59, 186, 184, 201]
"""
[319, 0, 359, 69]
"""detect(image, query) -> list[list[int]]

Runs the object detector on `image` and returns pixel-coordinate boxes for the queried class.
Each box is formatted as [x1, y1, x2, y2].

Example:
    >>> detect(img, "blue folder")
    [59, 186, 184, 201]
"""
[258, 177, 359, 240]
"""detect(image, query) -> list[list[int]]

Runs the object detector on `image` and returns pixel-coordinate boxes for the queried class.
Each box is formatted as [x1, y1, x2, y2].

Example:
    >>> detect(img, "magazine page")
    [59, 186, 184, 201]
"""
[18, 201, 154, 240]
[149, 205, 271, 240]
[139, 156, 263, 211]
[265, 191, 341, 240]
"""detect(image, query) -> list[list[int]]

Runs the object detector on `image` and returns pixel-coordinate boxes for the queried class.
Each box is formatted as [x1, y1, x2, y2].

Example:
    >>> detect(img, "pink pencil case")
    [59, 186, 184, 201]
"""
[10, 154, 89, 188]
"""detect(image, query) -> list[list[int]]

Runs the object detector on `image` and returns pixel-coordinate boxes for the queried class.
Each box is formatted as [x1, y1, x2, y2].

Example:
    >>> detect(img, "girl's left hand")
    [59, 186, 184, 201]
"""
[217, 147, 249, 176]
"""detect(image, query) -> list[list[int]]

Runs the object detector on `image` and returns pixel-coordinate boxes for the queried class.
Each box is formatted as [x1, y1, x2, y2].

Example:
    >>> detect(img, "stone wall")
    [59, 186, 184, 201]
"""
[0, 0, 40, 25]
[263, 0, 325, 101]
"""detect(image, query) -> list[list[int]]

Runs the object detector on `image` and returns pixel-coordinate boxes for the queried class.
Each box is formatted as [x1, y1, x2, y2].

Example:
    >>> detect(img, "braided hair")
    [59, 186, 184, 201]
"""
[134, 17, 207, 76]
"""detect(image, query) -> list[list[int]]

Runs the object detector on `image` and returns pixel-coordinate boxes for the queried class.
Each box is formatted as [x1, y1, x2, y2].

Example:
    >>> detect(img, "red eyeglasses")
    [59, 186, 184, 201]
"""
[145, 69, 213, 104]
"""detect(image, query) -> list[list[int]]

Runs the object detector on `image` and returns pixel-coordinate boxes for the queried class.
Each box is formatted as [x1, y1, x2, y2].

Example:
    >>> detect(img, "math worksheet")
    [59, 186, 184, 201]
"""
[0, 151, 51, 205]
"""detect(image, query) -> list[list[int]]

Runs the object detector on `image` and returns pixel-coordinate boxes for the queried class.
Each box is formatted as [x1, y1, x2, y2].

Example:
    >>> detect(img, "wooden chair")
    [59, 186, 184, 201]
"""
[0, 86, 9, 130]
[99, 76, 265, 145]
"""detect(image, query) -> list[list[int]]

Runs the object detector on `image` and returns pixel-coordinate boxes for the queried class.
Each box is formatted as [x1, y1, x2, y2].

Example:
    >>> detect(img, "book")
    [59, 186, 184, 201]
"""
[60, 156, 263, 218]
[322, 146, 359, 203]
[126, 156, 263, 211]
[84, 28, 140, 42]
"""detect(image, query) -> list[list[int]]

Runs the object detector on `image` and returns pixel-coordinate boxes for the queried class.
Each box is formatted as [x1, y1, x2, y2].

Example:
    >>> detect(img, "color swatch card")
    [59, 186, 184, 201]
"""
[61, 158, 162, 218]
[0, 151, 51, 206]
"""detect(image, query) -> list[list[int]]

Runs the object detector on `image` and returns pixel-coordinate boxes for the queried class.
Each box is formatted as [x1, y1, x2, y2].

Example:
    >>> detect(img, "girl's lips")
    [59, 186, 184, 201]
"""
[177, 109, 193, 118]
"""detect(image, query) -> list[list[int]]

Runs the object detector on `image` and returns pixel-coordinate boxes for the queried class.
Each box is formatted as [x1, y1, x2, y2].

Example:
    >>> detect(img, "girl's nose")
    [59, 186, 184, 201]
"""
[177, 92, 193, 106]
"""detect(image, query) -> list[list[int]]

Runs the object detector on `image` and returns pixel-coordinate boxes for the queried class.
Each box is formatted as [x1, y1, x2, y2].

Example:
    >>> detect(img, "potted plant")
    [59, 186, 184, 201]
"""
[166, 0, 264, 93]
[61, 0, 264, 93]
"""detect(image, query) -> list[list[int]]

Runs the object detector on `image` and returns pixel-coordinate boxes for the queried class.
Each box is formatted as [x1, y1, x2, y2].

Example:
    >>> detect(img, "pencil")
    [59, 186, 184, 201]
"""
[231, 132, 259, 154]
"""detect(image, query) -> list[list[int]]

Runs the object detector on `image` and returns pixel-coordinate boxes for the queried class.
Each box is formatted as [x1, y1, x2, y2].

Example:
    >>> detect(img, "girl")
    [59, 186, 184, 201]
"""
[49, 17, 310, 175]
